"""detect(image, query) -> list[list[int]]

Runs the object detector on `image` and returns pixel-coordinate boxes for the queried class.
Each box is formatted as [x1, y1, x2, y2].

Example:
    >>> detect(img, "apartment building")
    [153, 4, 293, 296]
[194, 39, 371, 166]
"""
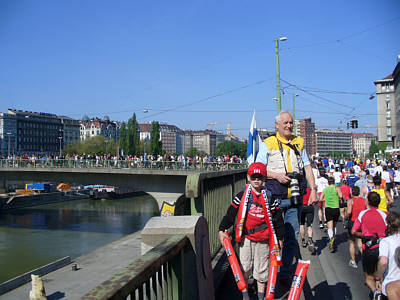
[315, 129, 352, 156]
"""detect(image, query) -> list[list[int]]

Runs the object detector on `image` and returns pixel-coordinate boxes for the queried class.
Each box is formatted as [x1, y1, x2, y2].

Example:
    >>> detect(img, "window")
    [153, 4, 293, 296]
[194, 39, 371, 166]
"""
[387, 111, 391, 118]
[387, 127, 391, 136]
[386, 94, 390, 101]
[387, 102, 391, 110]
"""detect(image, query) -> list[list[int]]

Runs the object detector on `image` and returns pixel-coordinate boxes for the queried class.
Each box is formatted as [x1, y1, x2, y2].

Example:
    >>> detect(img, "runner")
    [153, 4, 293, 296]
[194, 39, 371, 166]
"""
[352, 192, 388, 297]
[340, 179, 351, 229]
[371, 175, 394, 213]
[345, 186, 367, 268]
[316, 171, 329, 230]
[320, 177, 343, 252]
[300, 187, 315, 252]
[375, 211, 400, 299]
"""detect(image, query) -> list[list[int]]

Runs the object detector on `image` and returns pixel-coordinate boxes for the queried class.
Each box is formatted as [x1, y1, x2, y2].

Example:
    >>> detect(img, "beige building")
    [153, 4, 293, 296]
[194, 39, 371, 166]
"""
[374, 74, 395, 143]
[352, 133, 376, 158]
[183, 129, 225, 155]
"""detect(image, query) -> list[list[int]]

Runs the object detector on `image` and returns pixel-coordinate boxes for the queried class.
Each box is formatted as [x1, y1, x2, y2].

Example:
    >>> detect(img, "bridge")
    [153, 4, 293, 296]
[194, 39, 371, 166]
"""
[0, 159, 246, 214]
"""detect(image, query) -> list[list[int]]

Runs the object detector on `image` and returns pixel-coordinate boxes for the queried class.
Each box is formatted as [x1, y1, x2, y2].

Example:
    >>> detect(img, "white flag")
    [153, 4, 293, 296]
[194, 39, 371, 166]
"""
[247, 110, 260, 164]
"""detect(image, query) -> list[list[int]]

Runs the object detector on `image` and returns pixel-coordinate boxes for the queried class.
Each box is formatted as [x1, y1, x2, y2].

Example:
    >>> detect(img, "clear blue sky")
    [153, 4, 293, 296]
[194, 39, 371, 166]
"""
[1, 0, 399, 138]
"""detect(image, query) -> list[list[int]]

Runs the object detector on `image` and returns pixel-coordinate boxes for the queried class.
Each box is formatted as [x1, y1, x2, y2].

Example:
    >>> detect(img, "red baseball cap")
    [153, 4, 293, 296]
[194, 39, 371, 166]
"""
[247, 162, 267, 177]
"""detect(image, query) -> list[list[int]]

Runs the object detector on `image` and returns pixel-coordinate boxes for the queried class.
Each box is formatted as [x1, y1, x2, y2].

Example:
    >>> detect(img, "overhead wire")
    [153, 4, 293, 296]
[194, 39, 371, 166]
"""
[140, 78, 273, 120]
[281, 16, 400, 51]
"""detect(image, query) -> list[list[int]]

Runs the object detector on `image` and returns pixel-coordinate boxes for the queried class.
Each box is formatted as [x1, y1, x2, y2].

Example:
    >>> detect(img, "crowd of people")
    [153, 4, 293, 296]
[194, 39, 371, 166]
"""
[218, 110, 399, 300]
[311, 155, 399, 299]
[0, 153, 246, 170]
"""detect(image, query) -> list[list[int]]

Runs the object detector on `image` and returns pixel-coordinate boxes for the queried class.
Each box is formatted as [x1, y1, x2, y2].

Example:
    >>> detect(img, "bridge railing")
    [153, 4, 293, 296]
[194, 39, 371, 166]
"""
[82, 235, 195, 300]
[186, 172, 247, 257]
[0, 159, 247, 172]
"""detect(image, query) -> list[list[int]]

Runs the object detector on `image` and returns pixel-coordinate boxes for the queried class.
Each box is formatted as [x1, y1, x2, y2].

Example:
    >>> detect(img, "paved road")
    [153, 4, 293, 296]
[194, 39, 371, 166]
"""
[215, 197, 400, 300]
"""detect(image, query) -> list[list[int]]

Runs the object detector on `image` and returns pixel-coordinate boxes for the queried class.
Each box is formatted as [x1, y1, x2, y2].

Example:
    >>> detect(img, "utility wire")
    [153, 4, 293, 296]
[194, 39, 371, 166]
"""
[281, 78, 355, 110]
[281, 16, 400, 51]
[141, 78, 273, 120]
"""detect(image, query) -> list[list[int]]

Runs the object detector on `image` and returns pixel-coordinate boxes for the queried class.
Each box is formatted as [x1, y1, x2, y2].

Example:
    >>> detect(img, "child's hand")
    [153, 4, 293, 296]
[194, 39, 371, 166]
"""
[219, 231, 227, 246]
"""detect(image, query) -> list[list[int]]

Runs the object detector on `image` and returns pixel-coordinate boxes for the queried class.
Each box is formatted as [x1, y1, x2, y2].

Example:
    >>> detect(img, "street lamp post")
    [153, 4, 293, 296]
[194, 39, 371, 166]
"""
[58, 137, 62, 157]
[275, 36, 287, 113]
[6, 133, 12, 158]
[58, 129, 64, 157]
[293, 94, 299, 135]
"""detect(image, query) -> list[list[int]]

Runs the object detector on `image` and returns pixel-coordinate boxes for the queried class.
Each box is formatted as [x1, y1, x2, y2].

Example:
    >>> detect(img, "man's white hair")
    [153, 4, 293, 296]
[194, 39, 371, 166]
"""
[275, 110, 292, 124]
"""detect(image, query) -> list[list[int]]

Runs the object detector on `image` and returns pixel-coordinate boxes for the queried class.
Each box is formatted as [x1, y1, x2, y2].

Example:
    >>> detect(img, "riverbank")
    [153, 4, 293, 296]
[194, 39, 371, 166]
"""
[1, 231, 142, 299]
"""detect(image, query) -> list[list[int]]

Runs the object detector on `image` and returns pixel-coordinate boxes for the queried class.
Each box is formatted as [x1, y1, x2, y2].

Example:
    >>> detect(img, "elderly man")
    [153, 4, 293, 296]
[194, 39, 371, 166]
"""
[256, 110, 317, 286]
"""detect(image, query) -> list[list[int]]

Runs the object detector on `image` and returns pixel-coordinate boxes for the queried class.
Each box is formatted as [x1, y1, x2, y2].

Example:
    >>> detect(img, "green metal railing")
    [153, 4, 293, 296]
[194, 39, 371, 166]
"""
[0, 159, 247, 172]
[82, 235, 193, 300]
[187, 172, 247, 257]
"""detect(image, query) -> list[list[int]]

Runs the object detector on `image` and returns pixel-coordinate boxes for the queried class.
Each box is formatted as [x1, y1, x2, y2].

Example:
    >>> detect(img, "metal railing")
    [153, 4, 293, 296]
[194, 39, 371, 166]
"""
[0, 159, 247, 172]
[82, 235, 193, 300]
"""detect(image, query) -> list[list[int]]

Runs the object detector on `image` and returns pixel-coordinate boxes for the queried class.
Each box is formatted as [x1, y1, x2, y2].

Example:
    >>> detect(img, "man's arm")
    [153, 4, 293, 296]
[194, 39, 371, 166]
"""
[385, 190, 394, 207]
[304, 165, 317, 204]
[375, 256, 388, 280]
[345, 198, 353, 220]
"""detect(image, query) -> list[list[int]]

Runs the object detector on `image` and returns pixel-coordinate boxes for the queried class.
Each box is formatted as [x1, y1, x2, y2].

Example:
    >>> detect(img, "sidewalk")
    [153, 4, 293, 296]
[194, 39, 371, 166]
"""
[1, 232, 142, 300]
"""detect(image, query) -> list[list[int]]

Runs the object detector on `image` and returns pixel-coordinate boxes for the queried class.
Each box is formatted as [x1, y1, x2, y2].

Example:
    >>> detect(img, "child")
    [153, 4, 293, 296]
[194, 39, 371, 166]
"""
[218, 162, 284, 300]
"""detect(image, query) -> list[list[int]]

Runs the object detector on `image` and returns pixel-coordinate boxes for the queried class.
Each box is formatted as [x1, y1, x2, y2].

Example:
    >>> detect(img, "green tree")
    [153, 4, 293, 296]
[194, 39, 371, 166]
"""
[216, 140, 247, 157]
[186, 147, 200, 157]
[369, 140, 379, 157]
[127, 113, 139, 155]
[216, 140, 238, 156]
[64, 136, 117, 156]
[150, 121, 162, 156]
[119, 122, 128, 155]
[237, 143, 247, 158]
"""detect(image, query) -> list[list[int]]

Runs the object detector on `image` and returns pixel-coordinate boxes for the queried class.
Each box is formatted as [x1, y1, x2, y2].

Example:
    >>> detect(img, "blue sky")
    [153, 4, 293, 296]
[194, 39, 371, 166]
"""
[1, 0, 399, 138]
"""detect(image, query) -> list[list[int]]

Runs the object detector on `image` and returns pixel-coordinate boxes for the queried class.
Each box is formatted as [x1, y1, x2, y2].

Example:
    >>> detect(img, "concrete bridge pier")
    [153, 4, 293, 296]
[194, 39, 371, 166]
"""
[146, 192, 186, 215]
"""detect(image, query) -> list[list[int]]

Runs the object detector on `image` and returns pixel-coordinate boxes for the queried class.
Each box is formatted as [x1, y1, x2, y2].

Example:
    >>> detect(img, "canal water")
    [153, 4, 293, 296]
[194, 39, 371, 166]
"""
[0, 195, 159, 284]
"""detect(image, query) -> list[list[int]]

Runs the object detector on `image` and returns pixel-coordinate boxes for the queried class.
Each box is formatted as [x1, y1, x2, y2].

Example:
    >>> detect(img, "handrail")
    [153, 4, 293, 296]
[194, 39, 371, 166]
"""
[0, 159, 247, 172]
[82, 235, 189, 300]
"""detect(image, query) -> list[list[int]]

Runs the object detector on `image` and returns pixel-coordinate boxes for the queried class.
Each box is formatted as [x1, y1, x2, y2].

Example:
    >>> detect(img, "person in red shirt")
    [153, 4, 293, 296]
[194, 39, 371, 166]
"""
[345, 186, 367, 268]
[300, 187, 315, 252]
[351, 191, 388, 295]
[340, 179, 351, 228]
[218, 162, 284, 300]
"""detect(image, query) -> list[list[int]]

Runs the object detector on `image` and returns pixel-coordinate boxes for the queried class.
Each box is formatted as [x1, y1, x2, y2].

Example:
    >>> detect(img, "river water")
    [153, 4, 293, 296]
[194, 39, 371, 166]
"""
[0, 195, 159, 284]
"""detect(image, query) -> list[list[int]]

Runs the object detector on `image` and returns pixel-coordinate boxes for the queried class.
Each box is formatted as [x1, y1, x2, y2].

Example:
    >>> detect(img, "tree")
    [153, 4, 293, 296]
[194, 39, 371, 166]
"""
[150, 121, 162, 156]
[186, 147, 200, 157]
[64, 136, 117, 156]
[369, 140, 379, 158]
[127, 113, 139, 156]
[216, 140, 247, 157]
[119, 122, 128, 155]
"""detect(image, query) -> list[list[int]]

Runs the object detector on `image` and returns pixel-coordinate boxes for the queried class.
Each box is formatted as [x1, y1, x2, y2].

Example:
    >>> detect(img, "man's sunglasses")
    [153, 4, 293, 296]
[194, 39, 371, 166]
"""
[250, 174, 265, 181]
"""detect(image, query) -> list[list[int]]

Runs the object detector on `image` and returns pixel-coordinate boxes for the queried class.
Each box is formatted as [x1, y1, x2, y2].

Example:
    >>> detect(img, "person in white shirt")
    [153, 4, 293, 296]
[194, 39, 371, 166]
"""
[316, 171, 329, 229]
[375, 211, 400, 299]
[354, 164, 361, 176]
[312, 164, 320, 187]
[375, 163, 383, 177]
[333, 167, 342, 185]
